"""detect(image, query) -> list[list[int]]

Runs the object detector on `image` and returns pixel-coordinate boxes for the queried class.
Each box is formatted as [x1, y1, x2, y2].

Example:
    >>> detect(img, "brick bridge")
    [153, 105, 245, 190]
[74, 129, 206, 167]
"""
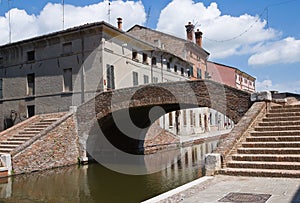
[76, 80, 252, 155]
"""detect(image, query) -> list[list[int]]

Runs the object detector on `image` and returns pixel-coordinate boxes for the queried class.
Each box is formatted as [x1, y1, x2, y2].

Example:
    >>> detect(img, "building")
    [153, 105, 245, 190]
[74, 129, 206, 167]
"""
[207, 61, 256, 93]
[127, 22, 210, 80]
[0, 19, 243, 137]
[0, 20, 193, 131]
[128, 23, 235, 136]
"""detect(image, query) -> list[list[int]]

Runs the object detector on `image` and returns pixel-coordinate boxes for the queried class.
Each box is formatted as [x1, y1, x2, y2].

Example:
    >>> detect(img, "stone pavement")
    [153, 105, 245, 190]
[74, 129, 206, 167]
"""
[143, 175, 300, 203]
[182, 175, 300, 203]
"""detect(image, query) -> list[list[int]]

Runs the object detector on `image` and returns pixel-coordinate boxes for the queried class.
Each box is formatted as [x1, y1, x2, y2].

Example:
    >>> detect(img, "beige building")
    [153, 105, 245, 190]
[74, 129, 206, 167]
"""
[128, 22, 210, 80]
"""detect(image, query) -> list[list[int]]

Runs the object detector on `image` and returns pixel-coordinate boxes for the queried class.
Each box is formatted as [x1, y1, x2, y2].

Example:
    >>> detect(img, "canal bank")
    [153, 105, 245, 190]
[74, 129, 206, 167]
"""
[0, 138, 223, 203]
[142, 175, 300, 203]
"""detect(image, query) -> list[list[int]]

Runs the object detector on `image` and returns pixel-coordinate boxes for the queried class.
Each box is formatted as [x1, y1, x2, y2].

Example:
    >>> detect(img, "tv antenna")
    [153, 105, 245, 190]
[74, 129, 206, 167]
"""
[108, 1, 111, 23]
[146, 6, 151, 27]
[7, 0, 12, 43]
[62, 0, 65, 30]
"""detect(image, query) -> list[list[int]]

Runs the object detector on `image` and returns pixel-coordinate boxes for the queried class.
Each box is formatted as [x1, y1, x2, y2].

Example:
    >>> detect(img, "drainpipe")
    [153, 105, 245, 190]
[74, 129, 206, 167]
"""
[150, 50, 154, 83]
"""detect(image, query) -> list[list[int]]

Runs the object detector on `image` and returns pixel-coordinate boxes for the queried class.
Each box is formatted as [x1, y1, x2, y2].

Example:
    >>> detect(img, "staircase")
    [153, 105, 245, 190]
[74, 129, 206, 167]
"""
[0, 116, 63, 155]
[221, 104, 300, 178]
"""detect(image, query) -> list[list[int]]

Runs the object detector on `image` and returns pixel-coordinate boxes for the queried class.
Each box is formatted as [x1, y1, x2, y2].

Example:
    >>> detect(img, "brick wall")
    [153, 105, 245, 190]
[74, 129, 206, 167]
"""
[76, 79, 252, 154]
[12, 115, 80, 174]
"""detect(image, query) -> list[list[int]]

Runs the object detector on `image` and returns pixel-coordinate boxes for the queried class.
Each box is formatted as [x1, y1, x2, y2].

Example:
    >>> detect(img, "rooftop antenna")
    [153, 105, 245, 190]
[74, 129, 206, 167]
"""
[62, 0, 65, 30]
[108, 1, 111, 23]
[8, 0, 12, 43]
[146, 6, 151, 27]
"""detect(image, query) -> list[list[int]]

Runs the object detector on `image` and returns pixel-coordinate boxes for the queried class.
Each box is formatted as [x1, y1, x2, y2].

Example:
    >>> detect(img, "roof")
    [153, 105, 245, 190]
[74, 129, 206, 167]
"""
[0, 21, 192, 66]
[0, 21, 120, 49]
[127, 24, 210, 56]
[207, 61, 256, 81]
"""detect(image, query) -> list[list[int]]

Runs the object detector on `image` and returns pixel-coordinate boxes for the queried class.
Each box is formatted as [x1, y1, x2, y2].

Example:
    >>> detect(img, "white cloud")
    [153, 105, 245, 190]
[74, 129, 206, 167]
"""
[0, 0, 146, 45]
[248, 37, 300, 66]
[256, 80, 273, 92]
[256, 79, 300, 93]
[156, 0, 279, 59]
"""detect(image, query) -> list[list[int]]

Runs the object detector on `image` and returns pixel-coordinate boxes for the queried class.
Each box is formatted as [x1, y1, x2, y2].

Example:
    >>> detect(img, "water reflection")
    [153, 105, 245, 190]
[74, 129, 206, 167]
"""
[0, 139, 220, 203]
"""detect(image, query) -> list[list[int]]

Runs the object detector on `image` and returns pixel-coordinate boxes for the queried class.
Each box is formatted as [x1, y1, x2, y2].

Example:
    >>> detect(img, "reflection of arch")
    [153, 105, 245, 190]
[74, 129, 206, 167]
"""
[77, 79, 251, 155]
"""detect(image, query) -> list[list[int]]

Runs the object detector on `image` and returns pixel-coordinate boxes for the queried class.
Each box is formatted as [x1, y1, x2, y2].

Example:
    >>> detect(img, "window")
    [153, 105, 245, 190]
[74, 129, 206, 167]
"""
[27, 50, 35, 61]
[143, 75, 149, 84]
[27, 105, 35, 118]
[189, 67, 194, 77]
[167, 62, 171, 71]
[0, 57, 3, 65]
[63, 68, 73, 92]
[199, 114, 202, 127]
[142, 53, 148, 64]
[133, 71, 139, 86]
[62, 42, 72, 54]
[153, 77, 158, 83]
[169, 113, 173, 127]
[190, 110, 194, 126]
[27, 73, 35, 96]
[132, 50, 138, 61]
[151, 57, 157, 66]
[197, 68, 202, 79]
[181, 67, 184, 76]
[244, 78, 247, 83]
[174, 65, 177, 72]
[0, 78, 2, 98]
[183, 110, 187, 126]
[107, 65, 115, 90]
[187, 69, 191, 77]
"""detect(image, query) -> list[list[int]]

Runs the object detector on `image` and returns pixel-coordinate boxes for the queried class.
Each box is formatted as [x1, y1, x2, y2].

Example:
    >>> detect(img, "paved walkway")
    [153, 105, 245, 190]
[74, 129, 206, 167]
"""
[179, 129, 232, 144]
[183, 175, 300, 203]
[143, 175, 300, 203]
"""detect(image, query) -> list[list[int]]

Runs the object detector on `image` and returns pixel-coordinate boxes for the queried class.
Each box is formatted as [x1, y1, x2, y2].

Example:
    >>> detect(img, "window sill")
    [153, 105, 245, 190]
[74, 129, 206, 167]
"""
[61, 91, 73, 95]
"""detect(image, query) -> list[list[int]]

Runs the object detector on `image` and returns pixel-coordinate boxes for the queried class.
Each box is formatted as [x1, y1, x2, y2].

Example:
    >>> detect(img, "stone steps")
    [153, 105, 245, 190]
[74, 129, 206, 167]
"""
[263, 116, 300, 122]
[269, 108, 300, 113]
[258, 121, 300, 126]
[223, 104, 300, 177]
[250, 131, 300, 136]
[271, 105, 300, 109]
[246, 136, 300, 142]
[237, 148, 300, 154]
[13, 134, 35, 138]
[0, 144, 19, 148]
[220, 168, 300, 178]
[0, 115, 62, 154]
[255, 126, 300, 131]
[7, 137, 31, 141]
[242, 142, 300, 148]
[266, 112, 300, 117]
[0, 140, 24, 145]
[0, 148, 13, 153]
[231, 154, 300, 162]
[226, 161, 300, 170]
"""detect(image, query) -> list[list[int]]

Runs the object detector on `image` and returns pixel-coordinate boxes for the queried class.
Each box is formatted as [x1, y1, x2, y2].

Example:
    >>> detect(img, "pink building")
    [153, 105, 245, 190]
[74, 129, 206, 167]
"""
[207, 61, 256, 93]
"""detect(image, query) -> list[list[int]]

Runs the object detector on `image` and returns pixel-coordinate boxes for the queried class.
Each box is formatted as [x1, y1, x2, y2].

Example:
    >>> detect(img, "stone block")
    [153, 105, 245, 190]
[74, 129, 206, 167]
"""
[205, 153, 221, 176]
[251, 91, 272, 102]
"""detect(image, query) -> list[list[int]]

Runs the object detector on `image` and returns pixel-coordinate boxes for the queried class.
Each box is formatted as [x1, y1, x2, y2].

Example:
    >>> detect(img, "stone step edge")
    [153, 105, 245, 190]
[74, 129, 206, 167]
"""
[246, 136, 300, 141]
[226, 161, 300, 170]
[242, 142, 300, 145]
[219, 168, 300, 178]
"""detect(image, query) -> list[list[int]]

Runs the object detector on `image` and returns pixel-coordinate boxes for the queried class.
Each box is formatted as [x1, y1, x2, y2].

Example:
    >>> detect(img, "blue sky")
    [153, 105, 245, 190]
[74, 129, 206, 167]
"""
[0, 0, 300, 93]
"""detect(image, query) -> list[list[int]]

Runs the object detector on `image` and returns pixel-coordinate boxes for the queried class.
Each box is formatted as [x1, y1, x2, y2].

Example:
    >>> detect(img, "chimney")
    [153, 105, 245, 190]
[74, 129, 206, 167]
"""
[185, 22, 194, 42]
[195, 29, 203, 47]
[117, 17, 123, 30]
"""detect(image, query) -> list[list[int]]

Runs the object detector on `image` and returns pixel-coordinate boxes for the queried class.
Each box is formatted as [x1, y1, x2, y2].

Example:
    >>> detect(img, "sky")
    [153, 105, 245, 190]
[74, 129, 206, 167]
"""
[0, 0, 300, 93]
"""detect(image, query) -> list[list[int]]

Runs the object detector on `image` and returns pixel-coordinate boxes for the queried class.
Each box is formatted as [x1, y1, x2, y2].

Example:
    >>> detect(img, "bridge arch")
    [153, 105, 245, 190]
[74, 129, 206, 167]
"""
[76, 79, 251, 156]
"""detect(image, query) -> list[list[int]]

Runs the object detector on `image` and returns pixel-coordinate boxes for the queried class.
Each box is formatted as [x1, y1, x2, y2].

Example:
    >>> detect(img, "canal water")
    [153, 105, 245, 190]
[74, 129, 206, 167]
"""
[0, 139, 220, 203]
